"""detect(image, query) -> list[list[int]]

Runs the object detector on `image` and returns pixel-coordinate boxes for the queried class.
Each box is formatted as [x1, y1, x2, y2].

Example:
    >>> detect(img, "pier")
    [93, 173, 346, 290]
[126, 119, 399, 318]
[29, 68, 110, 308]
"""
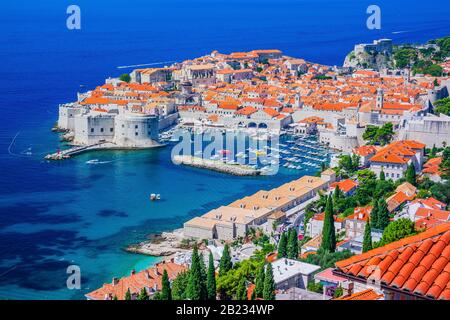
[44, 142, 115, 160]
[173, 155, 261, 176]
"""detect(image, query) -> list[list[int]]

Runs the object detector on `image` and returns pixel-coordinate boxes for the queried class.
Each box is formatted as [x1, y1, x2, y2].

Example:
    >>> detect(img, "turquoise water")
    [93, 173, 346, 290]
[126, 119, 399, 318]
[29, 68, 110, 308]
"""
[1, 0, 449, 300]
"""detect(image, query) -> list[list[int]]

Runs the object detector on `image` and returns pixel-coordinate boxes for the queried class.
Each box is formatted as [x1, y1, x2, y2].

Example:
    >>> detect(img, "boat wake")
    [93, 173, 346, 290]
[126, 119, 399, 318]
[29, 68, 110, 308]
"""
[117, 61, 177, 69]
[86, 159, 113, 165]
[392, 30, 409, 34]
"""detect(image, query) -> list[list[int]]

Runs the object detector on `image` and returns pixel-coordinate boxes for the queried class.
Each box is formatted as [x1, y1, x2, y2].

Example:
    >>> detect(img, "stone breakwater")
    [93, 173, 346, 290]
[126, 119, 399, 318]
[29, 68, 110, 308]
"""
[173, 155, 261, 176]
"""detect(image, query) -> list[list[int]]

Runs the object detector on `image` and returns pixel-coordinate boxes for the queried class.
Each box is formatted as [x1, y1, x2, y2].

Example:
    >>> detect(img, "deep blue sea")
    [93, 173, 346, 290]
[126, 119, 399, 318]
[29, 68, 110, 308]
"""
[0, 0, 449, 300]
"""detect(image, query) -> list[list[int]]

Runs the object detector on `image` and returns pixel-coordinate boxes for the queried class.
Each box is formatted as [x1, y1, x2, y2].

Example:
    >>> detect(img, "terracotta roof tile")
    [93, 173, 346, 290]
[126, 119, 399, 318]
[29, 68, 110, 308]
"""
[334, 223, 450, 299]
[334, 289, 383, 300]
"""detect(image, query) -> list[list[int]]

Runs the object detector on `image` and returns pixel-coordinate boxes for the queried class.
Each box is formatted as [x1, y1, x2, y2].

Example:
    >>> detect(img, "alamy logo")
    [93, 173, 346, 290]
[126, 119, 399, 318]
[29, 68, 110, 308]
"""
[366, 5, 381, 30]
[66, 265, 81, 290]
[66, 5, 81, 30]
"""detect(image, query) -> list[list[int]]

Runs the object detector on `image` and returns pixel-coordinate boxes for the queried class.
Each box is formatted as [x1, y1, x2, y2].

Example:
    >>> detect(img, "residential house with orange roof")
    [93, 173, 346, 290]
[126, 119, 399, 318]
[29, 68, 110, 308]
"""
[414, 208, 450, 231]
[344, 206, 372, 238]
[422, 157, 443, 182]
[85, 261, 187, 300]
[329, 179, 359, 196]
[352, 145, 379, 167]
[386, 182, 417, 213]
[369, 140, 425, 180]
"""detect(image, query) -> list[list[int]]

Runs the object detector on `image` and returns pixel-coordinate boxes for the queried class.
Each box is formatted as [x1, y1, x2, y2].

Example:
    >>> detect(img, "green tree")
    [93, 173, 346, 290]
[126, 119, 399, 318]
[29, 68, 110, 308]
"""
[333, 286, 344, 298]
[439, 147, 450, 180]
[379, 169, 385, 181]
[236, 278, 247, 300]
[277, 232, 288, 258]
[371, 197, 379, 229]
[405, 163, 416, 186]
[161, 269, 172, 300]
[376, 123, 395, 146]
[362, 222, 373, 253]
[374, 179, 395, 199]
[137, 287, 149, 300]
[187, 245, 206, 300]
[363, 125, 379, 144]
[263, 264, 276, 300]
[287, 228, 299, 259]
[377, 198, 390, 230]
[254, 263, 265, 298]
[124, 288, 132, 300]
[119, 73, 131, 83]
[199, 253, 207, 298]
[219, 244, 233, 276]
[378, 218, 417, 246]
[434, 97, 450, 116]
[171, 271, 189, 300]
[206, 252, 217, 300]
[321, 195, 336, 252]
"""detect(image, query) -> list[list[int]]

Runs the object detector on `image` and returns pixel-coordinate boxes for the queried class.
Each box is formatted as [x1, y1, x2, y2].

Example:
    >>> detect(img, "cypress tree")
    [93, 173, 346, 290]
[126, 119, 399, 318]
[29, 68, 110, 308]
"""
[124, 288, 132, 300]
[219, 244, 233, 276]
[263, 263, 276, 300]
[236, 278, 247, 300]
[379, 169, 385, 181]
[206, 252, 216, 300]
[333, 185, 344, 202]
[377, 198, 390, 230]
[187, 245, 205, 300]
[287, 228, 299, 259]
[430, 144, 437, 158]
[250, 288, 256, 300]
[321, 195, 336, 253]
[137, 287, 149, 300]
[199, 253, 207, 299]
[161, 269, 172, 300]
[371, 198, 379, 229]
[113, 295, 118, 300]
[362, 222, 373, 253]
[405, 163, 416, 185]
[277, 232, 288, 258]
[255, 264, 265, 298]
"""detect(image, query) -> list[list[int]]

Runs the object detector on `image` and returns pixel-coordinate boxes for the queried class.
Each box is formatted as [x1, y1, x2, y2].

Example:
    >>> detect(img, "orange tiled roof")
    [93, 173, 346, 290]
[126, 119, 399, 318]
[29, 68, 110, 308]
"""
[263, 107, 279, 117]
[334, 223, 450, 300]
[330, 179, 358, 193]
[411, 197, 446, 210]
[353, 145, 378, 157]
[334, 289, 384, 300]
[370, 140, 425, 164]
[85, 262, 187, 300]
[345, 206, 372, 222]
[415, 208, 450, 221]
[236, 106, 257, 116]
[422, 157, 443, 176]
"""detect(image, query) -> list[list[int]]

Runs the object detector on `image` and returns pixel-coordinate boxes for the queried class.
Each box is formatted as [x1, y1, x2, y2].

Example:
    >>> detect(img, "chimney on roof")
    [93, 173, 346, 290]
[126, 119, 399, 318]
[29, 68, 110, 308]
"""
[112, 277, 119, 286]
[130, 269, 136, 276]
[341, 280, 354, 296]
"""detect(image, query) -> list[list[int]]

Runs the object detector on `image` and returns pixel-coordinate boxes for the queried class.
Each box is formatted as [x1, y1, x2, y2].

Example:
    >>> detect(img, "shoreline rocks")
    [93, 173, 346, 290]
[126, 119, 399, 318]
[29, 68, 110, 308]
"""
[124, 229, 192, 257]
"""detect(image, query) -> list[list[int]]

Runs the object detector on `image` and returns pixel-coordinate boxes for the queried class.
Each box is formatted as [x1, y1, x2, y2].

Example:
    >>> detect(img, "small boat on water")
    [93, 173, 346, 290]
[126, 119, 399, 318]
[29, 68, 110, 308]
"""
[86, 159, 99, 164]
[150, 194, 161, 201]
